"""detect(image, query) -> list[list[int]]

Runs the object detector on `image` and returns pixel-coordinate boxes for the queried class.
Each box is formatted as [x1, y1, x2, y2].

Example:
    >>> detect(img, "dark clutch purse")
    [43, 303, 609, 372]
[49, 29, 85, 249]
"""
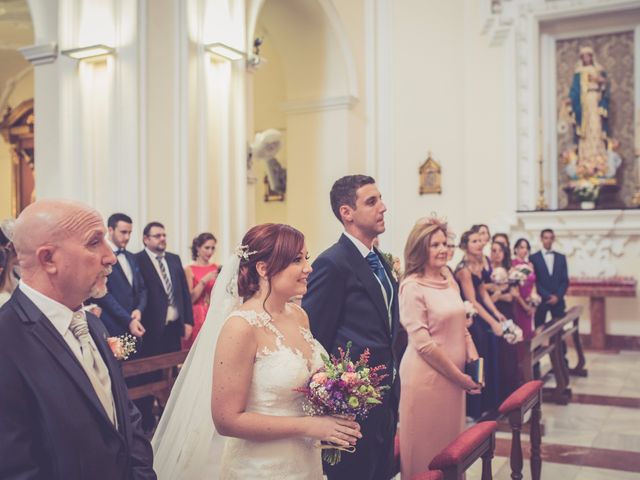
[465, 358, 484, 386]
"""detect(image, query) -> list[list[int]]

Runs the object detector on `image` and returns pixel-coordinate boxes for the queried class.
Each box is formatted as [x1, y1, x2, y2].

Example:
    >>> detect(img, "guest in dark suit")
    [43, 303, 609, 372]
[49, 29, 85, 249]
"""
[302, 175, 405, 480]
[0, 199, 156, 480]
[530, 228, 569, 328]
[134, 221, 193, 431]
[92, 213, 147, 337]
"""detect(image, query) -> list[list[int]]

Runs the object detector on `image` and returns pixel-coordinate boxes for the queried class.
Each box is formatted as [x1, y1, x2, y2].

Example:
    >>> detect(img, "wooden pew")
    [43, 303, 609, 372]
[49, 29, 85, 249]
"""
[426, 421, 498, 480]
[520, 306, 585, 404]
[498, 380, 544, 480]
[122, 350, 189, 402]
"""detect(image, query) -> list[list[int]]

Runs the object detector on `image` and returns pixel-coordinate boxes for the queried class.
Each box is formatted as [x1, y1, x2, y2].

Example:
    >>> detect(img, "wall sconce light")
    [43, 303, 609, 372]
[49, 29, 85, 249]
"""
[204, 42, 245, 62]
[61, 44, 115, 61]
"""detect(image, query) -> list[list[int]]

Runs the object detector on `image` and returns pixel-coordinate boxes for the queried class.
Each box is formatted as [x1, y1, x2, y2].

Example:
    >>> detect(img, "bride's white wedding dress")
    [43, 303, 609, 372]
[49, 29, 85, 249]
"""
[218, 309, 325, 479]
[152, 254, 326, 480]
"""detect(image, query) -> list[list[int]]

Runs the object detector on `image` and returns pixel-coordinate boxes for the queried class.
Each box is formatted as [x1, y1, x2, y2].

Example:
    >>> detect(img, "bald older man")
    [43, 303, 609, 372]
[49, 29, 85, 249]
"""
[0, 199, 156, 480]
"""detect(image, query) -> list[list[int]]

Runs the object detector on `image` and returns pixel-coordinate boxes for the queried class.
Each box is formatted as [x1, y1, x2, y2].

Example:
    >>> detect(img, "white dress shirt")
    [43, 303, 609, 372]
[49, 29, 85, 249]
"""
[145, 247, 179, 322]
[543, 249, 555, 275]
[107, 239, 133, 285]
[19, 281, 85, 363]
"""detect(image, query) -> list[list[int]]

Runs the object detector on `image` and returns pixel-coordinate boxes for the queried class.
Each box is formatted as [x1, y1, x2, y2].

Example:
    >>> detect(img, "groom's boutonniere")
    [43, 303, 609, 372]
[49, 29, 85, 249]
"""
[107, 334, 138, 360]
[380, 252, 403, 281]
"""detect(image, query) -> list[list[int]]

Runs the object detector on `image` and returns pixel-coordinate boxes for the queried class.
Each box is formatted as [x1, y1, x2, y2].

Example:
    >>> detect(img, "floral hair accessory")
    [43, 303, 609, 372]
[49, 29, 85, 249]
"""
[235, 244, 258, 261]
[417, 212, 448, 235]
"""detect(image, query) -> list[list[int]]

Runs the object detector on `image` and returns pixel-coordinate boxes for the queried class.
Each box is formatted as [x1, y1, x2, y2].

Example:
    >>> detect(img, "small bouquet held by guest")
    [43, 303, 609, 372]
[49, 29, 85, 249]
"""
[490, 267, 509, 286]
[501, 319, 524, 344]
[528, 292, 542, 307]
[107, 334, 137, 360]
[296, 341, 389, 465]
[463, 300, 477, 319]
[508, 263, 532, 286]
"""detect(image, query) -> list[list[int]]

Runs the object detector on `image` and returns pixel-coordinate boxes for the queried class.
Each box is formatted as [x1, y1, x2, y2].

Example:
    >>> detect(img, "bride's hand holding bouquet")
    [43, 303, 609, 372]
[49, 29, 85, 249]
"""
[296, 341, 389, 465]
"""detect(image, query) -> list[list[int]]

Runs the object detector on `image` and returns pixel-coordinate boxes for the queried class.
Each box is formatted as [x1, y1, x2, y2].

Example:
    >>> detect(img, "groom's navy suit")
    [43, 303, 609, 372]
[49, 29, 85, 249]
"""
[0, 288, 156, 480]
[93, 250, 147, 336]
[530, 249, 569, 327]
[303, 234, 406, 480]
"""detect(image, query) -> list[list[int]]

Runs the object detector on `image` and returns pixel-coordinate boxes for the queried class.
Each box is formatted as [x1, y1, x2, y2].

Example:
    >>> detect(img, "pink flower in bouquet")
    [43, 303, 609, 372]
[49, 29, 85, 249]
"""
[312, 372, 328, 385]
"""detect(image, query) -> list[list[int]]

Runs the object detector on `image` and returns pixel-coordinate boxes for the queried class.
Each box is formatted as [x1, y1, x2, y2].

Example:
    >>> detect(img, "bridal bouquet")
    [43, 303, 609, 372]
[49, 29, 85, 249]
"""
[501, 319, 524, 344]
[296, 341, 389, 465]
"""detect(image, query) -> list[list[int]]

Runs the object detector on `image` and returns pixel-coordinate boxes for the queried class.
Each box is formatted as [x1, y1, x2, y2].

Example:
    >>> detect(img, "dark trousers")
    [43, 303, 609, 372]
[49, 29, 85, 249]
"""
[133, 320, 183, 430]
[324, 397, 397, 480]
[534, 299, 566, 328]
[534, 301, 567, 379]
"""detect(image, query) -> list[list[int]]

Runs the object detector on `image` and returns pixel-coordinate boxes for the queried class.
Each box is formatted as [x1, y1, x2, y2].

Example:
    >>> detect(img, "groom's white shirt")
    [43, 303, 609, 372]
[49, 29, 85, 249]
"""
[19, 280, 84, 363]
[343, 231, 372, 258]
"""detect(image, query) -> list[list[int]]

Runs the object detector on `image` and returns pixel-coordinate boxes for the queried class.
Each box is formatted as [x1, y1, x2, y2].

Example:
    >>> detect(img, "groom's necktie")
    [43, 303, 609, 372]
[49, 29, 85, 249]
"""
[366, 251, 392, 307]
[69, 311, 117, 425]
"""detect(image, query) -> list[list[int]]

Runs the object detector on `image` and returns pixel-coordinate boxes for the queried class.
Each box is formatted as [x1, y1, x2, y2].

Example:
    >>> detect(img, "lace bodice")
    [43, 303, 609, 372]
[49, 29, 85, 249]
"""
[218, 308, 326, 479]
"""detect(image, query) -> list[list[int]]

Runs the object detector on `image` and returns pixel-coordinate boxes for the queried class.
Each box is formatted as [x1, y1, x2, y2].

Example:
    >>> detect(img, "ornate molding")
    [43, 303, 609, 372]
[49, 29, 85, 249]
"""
[508, 0, 640, 211]
[515, 210, 640, 276]
[280, 95, 358, 115]
[19, 43, 58, 66]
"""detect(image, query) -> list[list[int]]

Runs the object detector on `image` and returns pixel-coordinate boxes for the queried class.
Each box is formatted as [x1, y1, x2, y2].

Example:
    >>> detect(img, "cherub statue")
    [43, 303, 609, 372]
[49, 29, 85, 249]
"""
[250, 129, 286, 195]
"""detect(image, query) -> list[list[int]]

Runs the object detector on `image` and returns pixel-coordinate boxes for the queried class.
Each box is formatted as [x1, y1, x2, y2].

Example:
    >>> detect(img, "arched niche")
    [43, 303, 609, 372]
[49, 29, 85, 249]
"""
[248, 0, 360, 253]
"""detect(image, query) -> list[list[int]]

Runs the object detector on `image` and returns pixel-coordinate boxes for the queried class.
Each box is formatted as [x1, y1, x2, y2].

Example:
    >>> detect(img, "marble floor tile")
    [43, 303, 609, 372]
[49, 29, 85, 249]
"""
[592, 432, 640, 453]
[492, 460, 580, 480]
[576, 465, 640, 479]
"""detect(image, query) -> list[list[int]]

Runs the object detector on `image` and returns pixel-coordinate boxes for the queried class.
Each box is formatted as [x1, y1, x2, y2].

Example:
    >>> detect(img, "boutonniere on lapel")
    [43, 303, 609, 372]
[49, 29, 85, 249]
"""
[379, 252, 403, 282]
[107, 334, 138, 360]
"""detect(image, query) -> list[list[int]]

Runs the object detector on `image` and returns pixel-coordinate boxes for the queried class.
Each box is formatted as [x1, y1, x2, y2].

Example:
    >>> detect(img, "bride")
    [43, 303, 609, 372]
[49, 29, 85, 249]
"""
[152, 223, 361, 479]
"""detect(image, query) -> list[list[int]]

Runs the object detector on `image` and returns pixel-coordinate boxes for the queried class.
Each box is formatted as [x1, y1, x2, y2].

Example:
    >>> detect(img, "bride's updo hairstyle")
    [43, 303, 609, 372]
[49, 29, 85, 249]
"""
[237, 223, 305, 301]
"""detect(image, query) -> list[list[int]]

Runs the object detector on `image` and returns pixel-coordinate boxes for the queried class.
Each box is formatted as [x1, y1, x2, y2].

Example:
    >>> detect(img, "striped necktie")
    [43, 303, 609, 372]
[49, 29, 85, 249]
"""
[156, 254, 176, 305]
[69, 311, 117, 425]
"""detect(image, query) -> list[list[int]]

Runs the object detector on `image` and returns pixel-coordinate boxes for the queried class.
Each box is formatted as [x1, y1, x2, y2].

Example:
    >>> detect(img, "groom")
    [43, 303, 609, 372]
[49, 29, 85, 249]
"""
[303, 175, 405, 480]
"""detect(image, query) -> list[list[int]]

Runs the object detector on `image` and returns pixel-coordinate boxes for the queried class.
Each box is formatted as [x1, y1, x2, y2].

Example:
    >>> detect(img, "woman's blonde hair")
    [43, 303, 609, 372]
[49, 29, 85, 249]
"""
[403, 215, 448, 279]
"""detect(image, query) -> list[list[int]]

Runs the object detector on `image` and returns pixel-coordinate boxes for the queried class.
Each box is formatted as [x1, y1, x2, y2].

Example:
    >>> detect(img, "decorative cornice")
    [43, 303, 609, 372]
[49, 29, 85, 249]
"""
[280, 95, 358, 115]
[517, 209, 640, 236]
[19, 43, 58, 66]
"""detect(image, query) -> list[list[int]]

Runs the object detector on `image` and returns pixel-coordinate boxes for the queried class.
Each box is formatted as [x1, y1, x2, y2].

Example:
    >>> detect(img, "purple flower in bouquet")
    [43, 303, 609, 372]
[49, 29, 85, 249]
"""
[296, 341, 389, 465]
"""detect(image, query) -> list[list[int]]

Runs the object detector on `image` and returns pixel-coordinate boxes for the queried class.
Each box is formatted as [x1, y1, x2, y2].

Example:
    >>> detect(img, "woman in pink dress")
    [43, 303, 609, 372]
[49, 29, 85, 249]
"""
[399, 217, 481, 479]
[511, 238, 538, 340]
[183, 232, 219, 349]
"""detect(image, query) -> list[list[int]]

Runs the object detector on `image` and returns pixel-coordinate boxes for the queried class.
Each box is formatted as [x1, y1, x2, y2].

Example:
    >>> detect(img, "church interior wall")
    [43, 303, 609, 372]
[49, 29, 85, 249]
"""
[0, 69, 33, 219]
[9, 0, 640, 338]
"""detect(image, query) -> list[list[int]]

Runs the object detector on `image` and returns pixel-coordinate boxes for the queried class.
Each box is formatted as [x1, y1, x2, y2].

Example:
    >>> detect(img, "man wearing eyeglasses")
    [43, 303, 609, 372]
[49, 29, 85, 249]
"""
[134, 221, 194, 432]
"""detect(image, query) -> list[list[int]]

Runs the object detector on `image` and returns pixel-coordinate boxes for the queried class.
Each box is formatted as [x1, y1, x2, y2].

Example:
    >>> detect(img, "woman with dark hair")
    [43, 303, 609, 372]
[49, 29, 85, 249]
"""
[492, 232, 510, 250]
[512, 238, 538, 340]
[488, 241, 519, 401]
[153, 223, 361, 479]
[471, 223, 493, 283]
[455, 229, 506, 419]
[182, 232, 219, 349]
[399, 217, 480, 478]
